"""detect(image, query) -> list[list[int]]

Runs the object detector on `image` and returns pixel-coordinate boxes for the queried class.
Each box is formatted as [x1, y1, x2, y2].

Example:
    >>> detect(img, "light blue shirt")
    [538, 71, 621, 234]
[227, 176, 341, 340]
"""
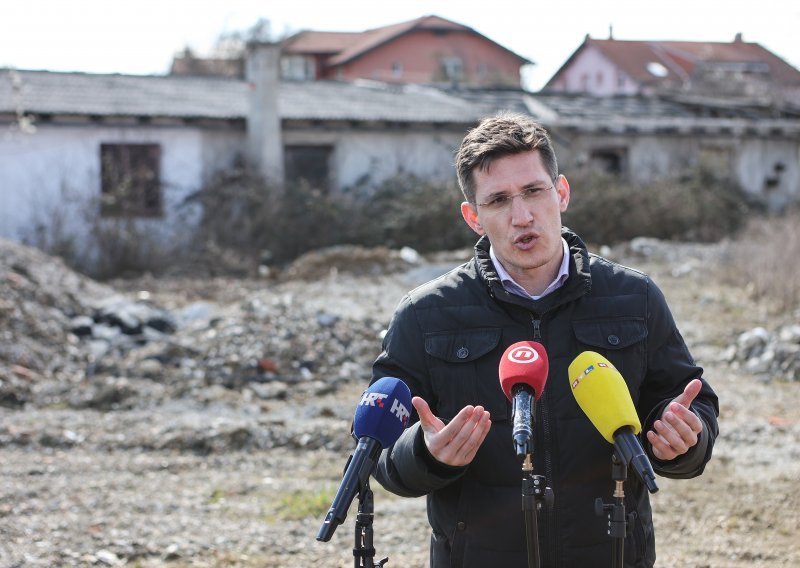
[489, 238, 571, 300]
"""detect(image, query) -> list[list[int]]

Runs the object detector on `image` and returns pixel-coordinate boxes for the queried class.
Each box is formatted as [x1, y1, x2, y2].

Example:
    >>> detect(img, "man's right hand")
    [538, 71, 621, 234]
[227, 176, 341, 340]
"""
[412, 396, 491, 467]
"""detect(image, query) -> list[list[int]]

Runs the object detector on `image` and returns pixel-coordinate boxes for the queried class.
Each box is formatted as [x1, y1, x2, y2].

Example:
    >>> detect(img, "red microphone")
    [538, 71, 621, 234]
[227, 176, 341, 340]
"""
[499, 341, 549, 458]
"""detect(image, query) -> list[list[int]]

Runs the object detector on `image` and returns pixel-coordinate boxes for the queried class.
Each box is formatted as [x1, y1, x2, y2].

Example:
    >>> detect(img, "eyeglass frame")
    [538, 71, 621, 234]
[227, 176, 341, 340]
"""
[472, 182, 556, 215]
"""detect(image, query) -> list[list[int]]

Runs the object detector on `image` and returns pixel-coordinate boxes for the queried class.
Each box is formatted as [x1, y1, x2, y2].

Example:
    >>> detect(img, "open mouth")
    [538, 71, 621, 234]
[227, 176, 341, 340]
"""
[514, 233, 538, 246]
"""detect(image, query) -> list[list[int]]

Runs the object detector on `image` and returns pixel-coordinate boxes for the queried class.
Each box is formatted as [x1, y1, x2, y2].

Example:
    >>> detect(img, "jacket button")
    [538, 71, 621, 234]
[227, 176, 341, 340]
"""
[456, 347, 469, 359]
[456, 521, 466, 531]
[607, 334, 620, 346]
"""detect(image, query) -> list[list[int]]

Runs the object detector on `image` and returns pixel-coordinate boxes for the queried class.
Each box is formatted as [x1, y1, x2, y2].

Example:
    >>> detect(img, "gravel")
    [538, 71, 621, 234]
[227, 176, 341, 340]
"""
[1, 237, 798, 567]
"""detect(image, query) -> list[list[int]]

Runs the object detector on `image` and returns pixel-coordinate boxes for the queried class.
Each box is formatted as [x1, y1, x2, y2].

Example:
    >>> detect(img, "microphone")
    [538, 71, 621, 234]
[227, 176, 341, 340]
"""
[316, 376, 412, 542]
[568, 352, 659, 493]
[498, 341, 549, 459]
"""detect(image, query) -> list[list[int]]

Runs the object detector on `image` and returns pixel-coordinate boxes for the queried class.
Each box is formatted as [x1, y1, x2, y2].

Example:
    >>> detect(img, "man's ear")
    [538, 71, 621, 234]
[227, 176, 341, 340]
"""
[460, 201, 485, 235]
[556, 175, 571, 213]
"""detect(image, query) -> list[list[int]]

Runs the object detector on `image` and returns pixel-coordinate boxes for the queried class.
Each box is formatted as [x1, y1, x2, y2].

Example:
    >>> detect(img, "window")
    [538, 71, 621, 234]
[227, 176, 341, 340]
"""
[440, 56, 464, 81]
[391, 61, 403, 78]
[589, 148, 627, 175]
[284, 145, 333, 190]
[100, 143, 162, 217]
[280, 55, 314, 80]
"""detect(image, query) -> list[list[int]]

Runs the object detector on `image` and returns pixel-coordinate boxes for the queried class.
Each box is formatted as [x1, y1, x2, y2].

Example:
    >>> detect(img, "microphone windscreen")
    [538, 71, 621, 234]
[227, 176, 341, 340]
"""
[498, 341, 549, 401]
[353, 377, 412, 448]
[568, 351, 641, 443]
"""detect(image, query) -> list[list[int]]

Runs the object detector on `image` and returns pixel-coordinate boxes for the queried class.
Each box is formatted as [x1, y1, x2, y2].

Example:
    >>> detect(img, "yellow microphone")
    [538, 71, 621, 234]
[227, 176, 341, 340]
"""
[568, 352, 658, 493]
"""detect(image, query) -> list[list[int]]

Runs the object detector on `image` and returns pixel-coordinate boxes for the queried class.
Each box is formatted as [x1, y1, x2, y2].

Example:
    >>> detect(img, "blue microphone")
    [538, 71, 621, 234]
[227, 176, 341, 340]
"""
[316, 377, 412, 542]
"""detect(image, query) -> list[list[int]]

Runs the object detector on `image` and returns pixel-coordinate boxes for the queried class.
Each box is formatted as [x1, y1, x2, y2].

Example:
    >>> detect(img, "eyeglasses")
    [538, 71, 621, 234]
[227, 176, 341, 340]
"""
[475, 185, 554, 215]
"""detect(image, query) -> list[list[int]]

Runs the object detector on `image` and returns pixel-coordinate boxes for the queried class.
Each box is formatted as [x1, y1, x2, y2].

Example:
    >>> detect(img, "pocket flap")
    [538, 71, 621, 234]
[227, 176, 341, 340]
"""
[573, 318, 647, 349]
[424, 328, 501, 363]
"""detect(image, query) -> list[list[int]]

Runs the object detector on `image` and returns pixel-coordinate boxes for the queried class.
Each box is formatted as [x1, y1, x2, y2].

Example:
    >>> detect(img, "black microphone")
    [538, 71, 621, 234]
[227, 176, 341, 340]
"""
[316, 377, 412, 542]
[498, 342, 549, 458]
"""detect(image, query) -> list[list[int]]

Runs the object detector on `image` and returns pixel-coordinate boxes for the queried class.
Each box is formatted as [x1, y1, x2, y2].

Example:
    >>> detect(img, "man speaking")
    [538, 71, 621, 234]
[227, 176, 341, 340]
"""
[370, 113, 719, 567]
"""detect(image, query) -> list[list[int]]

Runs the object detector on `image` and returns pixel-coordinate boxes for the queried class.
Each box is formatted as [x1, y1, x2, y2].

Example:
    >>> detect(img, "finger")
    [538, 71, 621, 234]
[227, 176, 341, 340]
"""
[667, 402, 704, 434]
[647, 430, 677, 461]
[653, 417, 689, 455]
[663, 410, 699, 448]
[455, 410, 492, 463]
[441, 409, 491, 466]
[412, 397, 443, 434]
[424, 405, 477, 459]
[444, 406, 487, 458]
[672, 378, 702, 409]
[436, 404, 479, 442]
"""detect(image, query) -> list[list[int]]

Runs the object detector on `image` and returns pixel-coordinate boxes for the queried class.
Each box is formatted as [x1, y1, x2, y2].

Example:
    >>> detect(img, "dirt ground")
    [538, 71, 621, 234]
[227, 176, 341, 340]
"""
[1, 241, 799, 567]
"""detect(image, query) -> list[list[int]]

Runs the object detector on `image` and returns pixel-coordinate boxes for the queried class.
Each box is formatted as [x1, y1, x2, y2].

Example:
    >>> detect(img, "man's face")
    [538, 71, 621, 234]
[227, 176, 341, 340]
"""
[460, 150, 570, 286]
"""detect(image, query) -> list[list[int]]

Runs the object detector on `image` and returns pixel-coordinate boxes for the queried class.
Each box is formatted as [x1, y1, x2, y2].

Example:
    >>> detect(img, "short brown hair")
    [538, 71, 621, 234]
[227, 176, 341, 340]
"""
[455, 113, 558, 203]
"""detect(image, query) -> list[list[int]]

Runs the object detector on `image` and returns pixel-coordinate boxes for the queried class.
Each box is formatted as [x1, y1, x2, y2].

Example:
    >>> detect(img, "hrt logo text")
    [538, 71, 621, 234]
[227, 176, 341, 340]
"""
[360, 392, 388, 408]
[390, 398, 410, 426]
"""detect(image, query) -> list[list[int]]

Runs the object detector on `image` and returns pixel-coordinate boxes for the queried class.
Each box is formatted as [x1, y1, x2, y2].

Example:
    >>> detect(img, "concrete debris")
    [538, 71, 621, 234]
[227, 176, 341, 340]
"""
[0, 238, 410, 455]
[726, 325, 800, 381]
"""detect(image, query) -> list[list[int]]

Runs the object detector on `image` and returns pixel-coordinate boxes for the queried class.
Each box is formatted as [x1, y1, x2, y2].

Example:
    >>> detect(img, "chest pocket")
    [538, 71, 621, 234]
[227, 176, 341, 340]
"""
[424, 328, 507, 422]
[572, 318, 647, 391]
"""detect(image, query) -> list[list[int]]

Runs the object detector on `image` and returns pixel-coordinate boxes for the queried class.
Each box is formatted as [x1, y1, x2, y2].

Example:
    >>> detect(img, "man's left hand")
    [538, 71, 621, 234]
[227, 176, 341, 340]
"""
[646, 378, 704, 461]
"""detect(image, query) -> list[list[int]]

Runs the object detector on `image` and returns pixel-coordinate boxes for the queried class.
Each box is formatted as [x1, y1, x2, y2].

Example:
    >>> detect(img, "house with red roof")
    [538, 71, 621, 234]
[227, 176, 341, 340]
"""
[544, 34, 800, 104]
[279, 15, 531, 87]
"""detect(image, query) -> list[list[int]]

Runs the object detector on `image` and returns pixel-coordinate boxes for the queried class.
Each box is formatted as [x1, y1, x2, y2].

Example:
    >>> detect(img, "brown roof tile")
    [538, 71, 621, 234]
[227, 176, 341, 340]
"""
[281, 31, 364, 55]
[589, 38, 800, 87]
[283, 15, 529, 68]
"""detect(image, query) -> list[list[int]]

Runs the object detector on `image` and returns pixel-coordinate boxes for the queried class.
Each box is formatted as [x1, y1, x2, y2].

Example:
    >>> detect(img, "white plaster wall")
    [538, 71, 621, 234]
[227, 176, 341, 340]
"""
[735, 139, 800, 212]
[0, 124, 243, 250]
[556, 132, 800, 211]
[283, 128, 464, 190]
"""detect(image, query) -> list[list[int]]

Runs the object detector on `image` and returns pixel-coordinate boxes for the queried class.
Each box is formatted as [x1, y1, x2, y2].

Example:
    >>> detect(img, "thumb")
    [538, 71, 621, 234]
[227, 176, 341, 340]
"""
[412, 396, 443, 434]
[672, 378, 702, 409]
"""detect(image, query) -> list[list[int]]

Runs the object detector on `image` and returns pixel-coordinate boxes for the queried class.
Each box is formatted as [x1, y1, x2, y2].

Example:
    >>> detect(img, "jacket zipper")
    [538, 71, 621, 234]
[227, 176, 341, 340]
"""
[531, 314, 557, 566]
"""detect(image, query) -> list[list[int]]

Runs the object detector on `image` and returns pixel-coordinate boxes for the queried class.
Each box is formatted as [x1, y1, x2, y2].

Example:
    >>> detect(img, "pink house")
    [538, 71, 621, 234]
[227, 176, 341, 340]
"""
[281, 15, 531, 88]
[544, 34, 800, 101]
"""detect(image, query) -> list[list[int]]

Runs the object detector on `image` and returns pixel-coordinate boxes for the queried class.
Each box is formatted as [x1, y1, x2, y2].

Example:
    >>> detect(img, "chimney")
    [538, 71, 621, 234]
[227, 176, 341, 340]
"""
[245, 41, 284, 185]
[734, 32, 743, 43]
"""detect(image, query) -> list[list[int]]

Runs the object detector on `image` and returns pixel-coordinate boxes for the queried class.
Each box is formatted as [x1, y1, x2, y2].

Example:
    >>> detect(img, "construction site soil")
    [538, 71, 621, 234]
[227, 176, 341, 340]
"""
[1, 238, 798, 567]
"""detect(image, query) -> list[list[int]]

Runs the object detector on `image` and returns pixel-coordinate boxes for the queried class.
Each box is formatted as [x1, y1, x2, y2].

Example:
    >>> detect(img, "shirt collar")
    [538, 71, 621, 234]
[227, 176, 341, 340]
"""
[490, 237, 570, 301]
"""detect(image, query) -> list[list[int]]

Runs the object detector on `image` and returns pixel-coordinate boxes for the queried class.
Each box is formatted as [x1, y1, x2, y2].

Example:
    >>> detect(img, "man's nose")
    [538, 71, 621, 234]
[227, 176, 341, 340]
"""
[509, 194, 534, 225]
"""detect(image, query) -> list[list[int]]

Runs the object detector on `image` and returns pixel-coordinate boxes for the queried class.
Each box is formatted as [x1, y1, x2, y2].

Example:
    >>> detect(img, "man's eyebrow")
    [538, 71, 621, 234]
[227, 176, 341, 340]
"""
[522, 180, 552, 189]
[484, 189, 511, 199]
[482, 180, 551, 200]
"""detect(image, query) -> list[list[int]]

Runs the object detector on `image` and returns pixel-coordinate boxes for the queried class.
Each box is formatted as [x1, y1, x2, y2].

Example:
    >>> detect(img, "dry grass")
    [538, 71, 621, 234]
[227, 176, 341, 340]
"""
[719, 211, 800, 313]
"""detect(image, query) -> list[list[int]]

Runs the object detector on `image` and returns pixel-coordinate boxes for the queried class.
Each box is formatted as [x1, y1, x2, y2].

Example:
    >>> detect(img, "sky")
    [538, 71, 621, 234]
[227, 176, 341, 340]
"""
[2, 0, 799, 91]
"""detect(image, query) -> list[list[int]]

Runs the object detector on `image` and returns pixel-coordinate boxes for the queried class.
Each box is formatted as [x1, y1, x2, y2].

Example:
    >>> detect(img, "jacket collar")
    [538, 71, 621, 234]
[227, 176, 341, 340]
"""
[474, 227, 592, 313]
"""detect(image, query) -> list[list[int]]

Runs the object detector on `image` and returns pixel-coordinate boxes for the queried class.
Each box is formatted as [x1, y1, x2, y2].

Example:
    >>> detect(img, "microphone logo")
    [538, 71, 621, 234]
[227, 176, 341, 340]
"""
[507, 345, 540, 364]
[390, 398, 411, 426]
[359, 391, 388, 407]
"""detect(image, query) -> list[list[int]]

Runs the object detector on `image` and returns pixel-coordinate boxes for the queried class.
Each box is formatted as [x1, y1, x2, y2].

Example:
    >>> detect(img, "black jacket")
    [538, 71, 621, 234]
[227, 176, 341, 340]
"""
[372, 230, 719, 568]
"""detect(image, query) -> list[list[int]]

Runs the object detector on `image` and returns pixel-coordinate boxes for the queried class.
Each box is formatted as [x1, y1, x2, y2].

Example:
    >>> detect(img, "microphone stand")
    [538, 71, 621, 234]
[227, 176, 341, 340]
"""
[594, 453, 629, 568]
[521, 454, 553, 568]
[353, 478, 389, 568]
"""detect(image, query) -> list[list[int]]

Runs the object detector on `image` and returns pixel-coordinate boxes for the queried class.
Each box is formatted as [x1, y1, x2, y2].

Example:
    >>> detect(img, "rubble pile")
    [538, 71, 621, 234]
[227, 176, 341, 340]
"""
[726, 325, 800, 381]
[279, 244, 419, 281]
[0, 239, 115, 406]
[0, 238, 407, 453]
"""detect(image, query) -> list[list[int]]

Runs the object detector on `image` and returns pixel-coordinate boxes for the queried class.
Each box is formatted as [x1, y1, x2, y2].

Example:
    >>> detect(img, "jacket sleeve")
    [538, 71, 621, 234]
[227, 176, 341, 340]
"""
[638, 277, 719, 479]
[370, 294, 467, 497]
